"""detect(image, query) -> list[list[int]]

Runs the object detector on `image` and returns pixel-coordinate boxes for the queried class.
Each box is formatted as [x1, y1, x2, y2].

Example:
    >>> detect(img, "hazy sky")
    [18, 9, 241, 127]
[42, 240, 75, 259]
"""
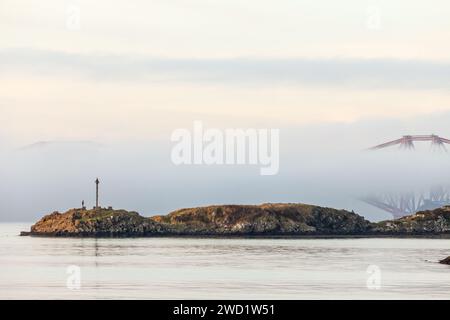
[1, 0, 450, 221]
[1, 0, 450, 144]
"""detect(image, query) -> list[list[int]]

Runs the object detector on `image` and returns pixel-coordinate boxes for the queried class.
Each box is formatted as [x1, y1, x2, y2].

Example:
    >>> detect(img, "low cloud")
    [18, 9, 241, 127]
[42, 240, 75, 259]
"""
[1, 48, 450, 89]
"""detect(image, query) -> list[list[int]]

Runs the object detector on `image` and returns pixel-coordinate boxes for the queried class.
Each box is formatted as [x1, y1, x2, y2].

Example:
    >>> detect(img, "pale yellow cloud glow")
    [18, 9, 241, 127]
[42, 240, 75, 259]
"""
[1, 0, 450, 144]
[2, 74, 450, 144]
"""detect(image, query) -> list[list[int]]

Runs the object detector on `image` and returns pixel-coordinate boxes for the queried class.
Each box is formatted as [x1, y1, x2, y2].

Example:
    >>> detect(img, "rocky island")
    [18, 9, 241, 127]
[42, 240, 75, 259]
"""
[20, 203, 450, 238]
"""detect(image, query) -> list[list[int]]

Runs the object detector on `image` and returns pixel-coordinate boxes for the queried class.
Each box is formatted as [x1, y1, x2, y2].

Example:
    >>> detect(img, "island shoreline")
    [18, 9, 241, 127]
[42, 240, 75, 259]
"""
[20, 231, 450, 239]
[21, 203, 450, 239]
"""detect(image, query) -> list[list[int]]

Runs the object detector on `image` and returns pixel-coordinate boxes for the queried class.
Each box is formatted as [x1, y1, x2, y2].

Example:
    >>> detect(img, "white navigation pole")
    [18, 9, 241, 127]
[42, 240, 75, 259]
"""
[95, 178, 100, 209]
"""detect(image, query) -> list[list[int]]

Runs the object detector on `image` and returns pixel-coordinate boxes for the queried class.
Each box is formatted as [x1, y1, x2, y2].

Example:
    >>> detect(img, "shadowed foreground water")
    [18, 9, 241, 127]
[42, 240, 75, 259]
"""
[1, 223, 450, 299]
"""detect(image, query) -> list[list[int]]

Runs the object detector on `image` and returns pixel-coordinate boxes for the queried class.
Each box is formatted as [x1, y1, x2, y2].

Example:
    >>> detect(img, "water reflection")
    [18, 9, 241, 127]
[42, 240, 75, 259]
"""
[1, 223, 450, 299]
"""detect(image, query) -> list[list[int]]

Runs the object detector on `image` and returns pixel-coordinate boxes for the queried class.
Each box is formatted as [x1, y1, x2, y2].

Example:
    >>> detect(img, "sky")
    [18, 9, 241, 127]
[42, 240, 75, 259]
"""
[1, 0, 450, 221]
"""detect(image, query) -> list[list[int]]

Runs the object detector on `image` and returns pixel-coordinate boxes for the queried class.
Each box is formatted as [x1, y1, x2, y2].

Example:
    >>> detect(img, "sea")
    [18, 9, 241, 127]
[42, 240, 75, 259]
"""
[1, 223, 450, 299]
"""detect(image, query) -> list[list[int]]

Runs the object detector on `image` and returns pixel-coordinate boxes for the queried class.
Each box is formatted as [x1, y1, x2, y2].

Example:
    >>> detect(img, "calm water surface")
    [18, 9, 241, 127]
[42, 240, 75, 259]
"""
[1, 223, 450, 299]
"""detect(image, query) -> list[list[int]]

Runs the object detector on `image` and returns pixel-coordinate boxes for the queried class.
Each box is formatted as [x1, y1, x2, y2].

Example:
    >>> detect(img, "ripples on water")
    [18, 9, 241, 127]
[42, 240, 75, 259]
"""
[1, 223, 450, 299]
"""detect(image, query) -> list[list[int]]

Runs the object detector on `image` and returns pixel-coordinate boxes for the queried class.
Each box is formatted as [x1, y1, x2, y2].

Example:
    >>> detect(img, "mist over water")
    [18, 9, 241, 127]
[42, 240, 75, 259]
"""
[2, 113, 450, 222]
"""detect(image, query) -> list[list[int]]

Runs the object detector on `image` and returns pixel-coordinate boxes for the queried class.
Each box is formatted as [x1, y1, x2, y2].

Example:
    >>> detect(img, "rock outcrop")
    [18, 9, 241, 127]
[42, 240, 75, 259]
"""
[22, 203, 371, 237]
[22, 208, 165, 237]
[21, 204, 450, 237]
[439, 256, 450, 265]
[153, 203, 371, 235]
[372, 206, 450, 234]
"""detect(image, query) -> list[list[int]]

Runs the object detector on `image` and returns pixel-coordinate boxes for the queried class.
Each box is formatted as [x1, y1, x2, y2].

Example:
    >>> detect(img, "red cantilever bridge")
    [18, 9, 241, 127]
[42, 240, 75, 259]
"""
[369, 134, 450, 150]
[362, 134, 450, 219]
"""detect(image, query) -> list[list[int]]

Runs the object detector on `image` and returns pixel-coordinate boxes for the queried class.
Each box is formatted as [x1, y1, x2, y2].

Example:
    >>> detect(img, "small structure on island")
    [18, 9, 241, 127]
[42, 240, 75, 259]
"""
[95, 178, 100, 209]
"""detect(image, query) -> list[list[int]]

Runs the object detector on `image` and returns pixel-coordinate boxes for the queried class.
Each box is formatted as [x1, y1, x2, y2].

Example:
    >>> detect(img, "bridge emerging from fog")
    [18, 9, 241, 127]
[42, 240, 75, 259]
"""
[362, 134, 450, 219]
[369, 134, 450, 151]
